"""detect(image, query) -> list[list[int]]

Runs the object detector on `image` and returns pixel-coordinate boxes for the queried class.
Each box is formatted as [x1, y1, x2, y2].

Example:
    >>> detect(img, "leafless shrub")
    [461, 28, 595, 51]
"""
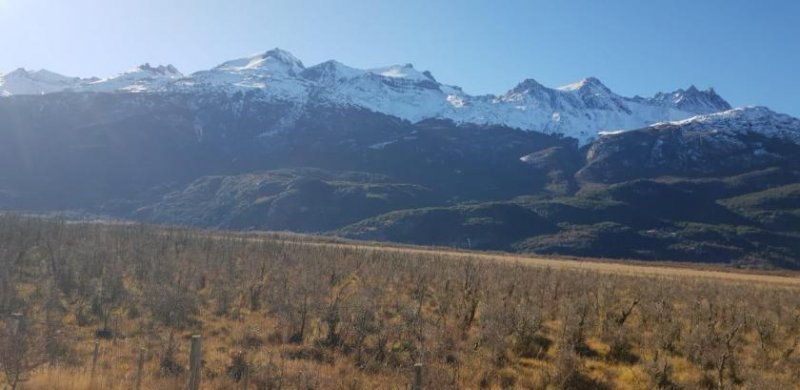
[226, 350, 249, 382]
[145, 284, 199, 328]
[158, 333, 184, 376]
[548, 345, 605, 390]
[643, 351, 678, 390]
[250, 355, 284, 390]
[602, 297, 639, 363]
[1, 216, 800, 388]
[1, 313, 41, 390]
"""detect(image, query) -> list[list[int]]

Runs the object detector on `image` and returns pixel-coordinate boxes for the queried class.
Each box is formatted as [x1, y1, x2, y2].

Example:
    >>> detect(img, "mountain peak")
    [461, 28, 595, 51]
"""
[652, 85, 731, 112]
[369, 63, 437, 83]
[0, 68, 82, 96]
[301, 60, 364, 83]
[6, 67, 31, 77]
[3, 68, 78, 83]
[5, 68, 69, 79]
[134, 63, 182, 77]
[583, 76, 605, 86]
[261, 48, 304, 68]
[558, 77, 609, 92]
[86, 63, 184, 92]
[681, 84, 720, 98]
[502, 78, 552, 100]
[311, 59, 357, 72]
[213, 48, 305, 74]
[511, 78, 546, 91]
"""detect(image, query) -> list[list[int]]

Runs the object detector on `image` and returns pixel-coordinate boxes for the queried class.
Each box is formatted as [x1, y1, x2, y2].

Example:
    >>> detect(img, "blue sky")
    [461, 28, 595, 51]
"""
[1, 0, 798, 116]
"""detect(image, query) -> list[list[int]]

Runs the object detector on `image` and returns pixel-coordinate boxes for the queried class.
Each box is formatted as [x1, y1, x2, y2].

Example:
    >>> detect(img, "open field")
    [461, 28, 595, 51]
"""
[252, 238, 800, 287]
[2, 215, 800, 389]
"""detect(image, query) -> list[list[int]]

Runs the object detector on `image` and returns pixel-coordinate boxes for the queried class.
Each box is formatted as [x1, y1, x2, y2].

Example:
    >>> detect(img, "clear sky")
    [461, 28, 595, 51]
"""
[1, 0, 798, 116]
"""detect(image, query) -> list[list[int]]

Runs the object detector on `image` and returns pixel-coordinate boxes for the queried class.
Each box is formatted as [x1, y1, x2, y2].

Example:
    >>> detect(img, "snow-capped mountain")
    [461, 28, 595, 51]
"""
[179, 49, 310, 100]
[88, 63, 183, 92]
[648, 85, 731, 113]
[648, 106, 800, 144]
[580, 106, 800, 183]
[0, 48, 739, 143]
[443, 77, 731, 143]
[0, 68, 87, 96]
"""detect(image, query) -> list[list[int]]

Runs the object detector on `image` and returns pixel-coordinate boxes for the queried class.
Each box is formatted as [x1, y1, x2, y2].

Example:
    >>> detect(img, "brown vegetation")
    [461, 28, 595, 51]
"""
[1, 215, 799, 389]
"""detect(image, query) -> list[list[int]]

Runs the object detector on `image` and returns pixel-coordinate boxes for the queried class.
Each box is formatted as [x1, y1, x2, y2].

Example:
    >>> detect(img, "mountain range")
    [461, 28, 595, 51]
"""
[0, 48, 732, 143]
[1, 49, 798, 268]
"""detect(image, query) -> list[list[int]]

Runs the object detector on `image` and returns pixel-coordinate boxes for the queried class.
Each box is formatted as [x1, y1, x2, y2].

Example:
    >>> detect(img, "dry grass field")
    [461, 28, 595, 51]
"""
[1, 215, 800, 389]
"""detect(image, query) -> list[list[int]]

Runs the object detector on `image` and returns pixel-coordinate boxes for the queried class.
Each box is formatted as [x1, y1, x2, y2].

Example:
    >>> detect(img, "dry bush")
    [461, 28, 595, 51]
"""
[0, 215, 798, 389]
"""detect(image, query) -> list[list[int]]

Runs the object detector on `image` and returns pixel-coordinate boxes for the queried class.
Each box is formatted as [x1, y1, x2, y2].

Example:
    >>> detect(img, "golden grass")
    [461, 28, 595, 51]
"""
[1, 216, 799, 389]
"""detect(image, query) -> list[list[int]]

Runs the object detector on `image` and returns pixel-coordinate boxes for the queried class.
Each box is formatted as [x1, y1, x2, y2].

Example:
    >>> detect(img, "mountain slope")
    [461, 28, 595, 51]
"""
[133, 168, 435, 232]
[579, 107, 800, 183]
[336, 108, 800, 268]
[0, 92, 570, 210]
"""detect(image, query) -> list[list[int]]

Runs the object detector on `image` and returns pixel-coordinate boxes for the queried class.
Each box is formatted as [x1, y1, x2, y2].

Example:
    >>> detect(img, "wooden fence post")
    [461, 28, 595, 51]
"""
[188, 335, 202, 390]
[135, 347, 145, 390]
[91, 340, 100, 374]
[241, 364, 250, 390]
[90, 339, 100, 388]
[412, 362, 423, 390]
